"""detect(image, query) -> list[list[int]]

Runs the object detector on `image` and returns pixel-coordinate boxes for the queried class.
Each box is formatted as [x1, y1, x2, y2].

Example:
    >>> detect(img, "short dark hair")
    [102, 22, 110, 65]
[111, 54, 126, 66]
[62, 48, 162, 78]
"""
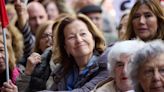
[78, 4, 102, 14]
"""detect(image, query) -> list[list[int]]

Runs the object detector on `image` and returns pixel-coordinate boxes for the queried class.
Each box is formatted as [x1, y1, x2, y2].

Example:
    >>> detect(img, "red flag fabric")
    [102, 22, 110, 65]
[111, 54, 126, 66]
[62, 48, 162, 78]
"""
[0, 0, 9, 28]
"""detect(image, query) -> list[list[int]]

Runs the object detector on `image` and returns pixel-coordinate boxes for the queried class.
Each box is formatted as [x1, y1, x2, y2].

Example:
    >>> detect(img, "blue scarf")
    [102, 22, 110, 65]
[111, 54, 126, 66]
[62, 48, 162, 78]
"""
[66, 55, 99, 90]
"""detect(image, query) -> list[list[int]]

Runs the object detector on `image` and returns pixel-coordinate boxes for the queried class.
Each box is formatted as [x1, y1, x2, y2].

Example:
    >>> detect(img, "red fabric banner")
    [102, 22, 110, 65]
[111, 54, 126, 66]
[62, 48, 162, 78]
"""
[0, 0, 9, 28]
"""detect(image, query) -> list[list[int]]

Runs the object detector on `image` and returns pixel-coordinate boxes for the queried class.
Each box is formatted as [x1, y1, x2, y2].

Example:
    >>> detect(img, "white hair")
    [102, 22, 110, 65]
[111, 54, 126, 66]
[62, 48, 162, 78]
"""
[107, 40, 145, 77]
[127, 39, 164, 92]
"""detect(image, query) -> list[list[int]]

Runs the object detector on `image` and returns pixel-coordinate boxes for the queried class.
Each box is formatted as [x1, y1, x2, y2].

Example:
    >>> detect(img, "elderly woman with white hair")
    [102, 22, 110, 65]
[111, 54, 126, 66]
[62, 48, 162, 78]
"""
[128, 40, 164, 92]
[91, 40, 145, 92]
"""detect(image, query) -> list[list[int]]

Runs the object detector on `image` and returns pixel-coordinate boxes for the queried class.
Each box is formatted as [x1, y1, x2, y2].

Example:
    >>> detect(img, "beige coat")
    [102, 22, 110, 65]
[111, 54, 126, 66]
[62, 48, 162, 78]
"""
[91, 77, 116, 92]
[91, 77, 135, 92]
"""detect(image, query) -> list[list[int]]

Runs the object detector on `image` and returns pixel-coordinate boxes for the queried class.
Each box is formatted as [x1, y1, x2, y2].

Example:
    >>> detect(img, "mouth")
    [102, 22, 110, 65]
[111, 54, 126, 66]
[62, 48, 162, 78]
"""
[0, 61, 4, 66]
[76, 44, 86, 48]
[151, 86, 163, 90]
[138, 28, 148, 32]
[121, 77, 128, 80]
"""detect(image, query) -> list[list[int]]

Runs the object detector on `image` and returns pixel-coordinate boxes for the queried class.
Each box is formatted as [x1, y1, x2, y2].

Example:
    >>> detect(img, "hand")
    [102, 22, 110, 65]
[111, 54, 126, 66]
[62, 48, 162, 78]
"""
[1, 80, 18, 92]
[25, 52, 41, 75]
[14, 0, 29, 29]
[14, 0, 27, 15]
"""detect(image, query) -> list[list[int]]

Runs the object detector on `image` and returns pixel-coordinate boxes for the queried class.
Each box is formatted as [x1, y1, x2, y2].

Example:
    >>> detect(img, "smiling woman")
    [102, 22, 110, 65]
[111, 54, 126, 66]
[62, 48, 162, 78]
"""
[47, 13, 108, 91]
[123, 0, 164, 42]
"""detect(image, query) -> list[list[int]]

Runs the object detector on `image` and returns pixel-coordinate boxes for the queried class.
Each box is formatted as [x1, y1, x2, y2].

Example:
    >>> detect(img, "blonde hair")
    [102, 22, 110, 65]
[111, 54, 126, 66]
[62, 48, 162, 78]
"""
[7, 24, 24, 62]
[0, 38, 16, 70]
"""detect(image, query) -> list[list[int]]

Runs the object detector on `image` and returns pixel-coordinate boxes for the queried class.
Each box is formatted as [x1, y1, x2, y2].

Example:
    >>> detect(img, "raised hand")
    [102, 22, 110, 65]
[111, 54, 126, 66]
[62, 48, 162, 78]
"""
[25, 52, 41, 76]
[14, 0, 29, 29]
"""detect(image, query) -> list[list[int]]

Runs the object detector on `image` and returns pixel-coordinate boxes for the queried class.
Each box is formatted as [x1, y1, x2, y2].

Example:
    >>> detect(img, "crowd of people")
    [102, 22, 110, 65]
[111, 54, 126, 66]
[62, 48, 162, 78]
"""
[0, 0, 164, 92]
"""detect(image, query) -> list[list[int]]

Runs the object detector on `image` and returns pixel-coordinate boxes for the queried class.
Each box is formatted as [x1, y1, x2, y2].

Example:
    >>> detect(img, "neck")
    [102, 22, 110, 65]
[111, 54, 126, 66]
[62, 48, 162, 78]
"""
[74, 53, 93, 71]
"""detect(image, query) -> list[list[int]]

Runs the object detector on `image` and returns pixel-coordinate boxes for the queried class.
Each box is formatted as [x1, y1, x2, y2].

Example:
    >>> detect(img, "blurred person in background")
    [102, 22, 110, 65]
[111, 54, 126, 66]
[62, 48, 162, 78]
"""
[19, 19, 54, 84]
[6, 4, 18, 26]
[43, 0, 59, 21]
[16, 15, 67, 92]
[27, 1, 48, 35]
[79, 4, 118, 45]
[72, 0, 94, 12]
[34, 20, 54, 54]
[117, 10, 130, 40]
[14, 0, 48, 66]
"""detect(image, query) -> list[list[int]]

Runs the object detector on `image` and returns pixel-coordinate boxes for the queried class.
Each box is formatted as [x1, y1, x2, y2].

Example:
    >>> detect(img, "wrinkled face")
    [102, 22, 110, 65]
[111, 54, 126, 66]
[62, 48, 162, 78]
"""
[28, 6, 47, 35]
[138, 53, 164, 92]
[114, 53, 133, 91]
[0, 42, 5, 73]
[39, 25, 52, 53]
[64, 20, 95, 58]
[132, 4, 158, 41]
[87, 12, 103, 30]
[46, 2, 59, 20]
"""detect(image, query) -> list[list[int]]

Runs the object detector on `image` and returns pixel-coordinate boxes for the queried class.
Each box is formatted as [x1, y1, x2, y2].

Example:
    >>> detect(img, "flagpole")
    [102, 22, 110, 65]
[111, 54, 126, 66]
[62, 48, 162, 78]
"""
[2, 28, 9, 82]
[0, 0, 10, 82]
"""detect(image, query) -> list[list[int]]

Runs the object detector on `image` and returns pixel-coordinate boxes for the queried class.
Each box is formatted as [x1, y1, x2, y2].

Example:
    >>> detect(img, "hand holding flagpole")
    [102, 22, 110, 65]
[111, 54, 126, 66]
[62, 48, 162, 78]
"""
[0, 0, 9, 82]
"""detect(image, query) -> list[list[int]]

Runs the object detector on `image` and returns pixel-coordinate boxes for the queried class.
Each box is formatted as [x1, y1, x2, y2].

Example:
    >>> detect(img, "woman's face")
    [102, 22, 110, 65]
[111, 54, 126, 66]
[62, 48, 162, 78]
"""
[39, 24, 52, 53]
[114, 53, 133, 91]
[46, 2, 59, 20]
[138, 53, 164, 92]
[64, 20, 95, 58]
[0, 42, 5, 73]
[132, 4, 158, 41]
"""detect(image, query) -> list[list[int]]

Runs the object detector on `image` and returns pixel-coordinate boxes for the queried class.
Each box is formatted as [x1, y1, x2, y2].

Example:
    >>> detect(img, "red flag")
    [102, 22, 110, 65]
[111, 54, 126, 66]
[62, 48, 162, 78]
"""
[0, 0, 9, 28]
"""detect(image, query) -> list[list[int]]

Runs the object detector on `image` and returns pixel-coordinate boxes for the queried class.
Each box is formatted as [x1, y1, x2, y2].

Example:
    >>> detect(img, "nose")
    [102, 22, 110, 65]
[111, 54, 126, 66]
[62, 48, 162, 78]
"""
[152, 70, 161, 82]
[47, 36, 52, 44]
[47, 34, 52, 40]
[139, 16, 146, 24]
[36, 18, 42, 26]
[76, 35, 83, 42]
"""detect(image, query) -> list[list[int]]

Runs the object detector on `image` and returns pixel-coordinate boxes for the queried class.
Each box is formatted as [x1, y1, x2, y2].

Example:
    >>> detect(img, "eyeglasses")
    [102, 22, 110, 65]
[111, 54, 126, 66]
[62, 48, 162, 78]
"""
[41, 33, 52, 39]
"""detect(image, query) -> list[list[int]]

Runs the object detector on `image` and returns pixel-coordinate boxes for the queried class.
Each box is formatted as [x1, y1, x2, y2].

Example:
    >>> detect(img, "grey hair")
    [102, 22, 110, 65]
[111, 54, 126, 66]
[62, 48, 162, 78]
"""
[128, 39, 164, 92]
[107, 40, 145, 77]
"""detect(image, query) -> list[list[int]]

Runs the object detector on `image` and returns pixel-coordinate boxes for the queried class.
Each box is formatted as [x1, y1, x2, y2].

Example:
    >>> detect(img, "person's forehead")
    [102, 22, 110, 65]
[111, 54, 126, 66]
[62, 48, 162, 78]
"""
[28, 2, 46, 13]
[115, 53, 131, 63]
[86, 12, 102, 16]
